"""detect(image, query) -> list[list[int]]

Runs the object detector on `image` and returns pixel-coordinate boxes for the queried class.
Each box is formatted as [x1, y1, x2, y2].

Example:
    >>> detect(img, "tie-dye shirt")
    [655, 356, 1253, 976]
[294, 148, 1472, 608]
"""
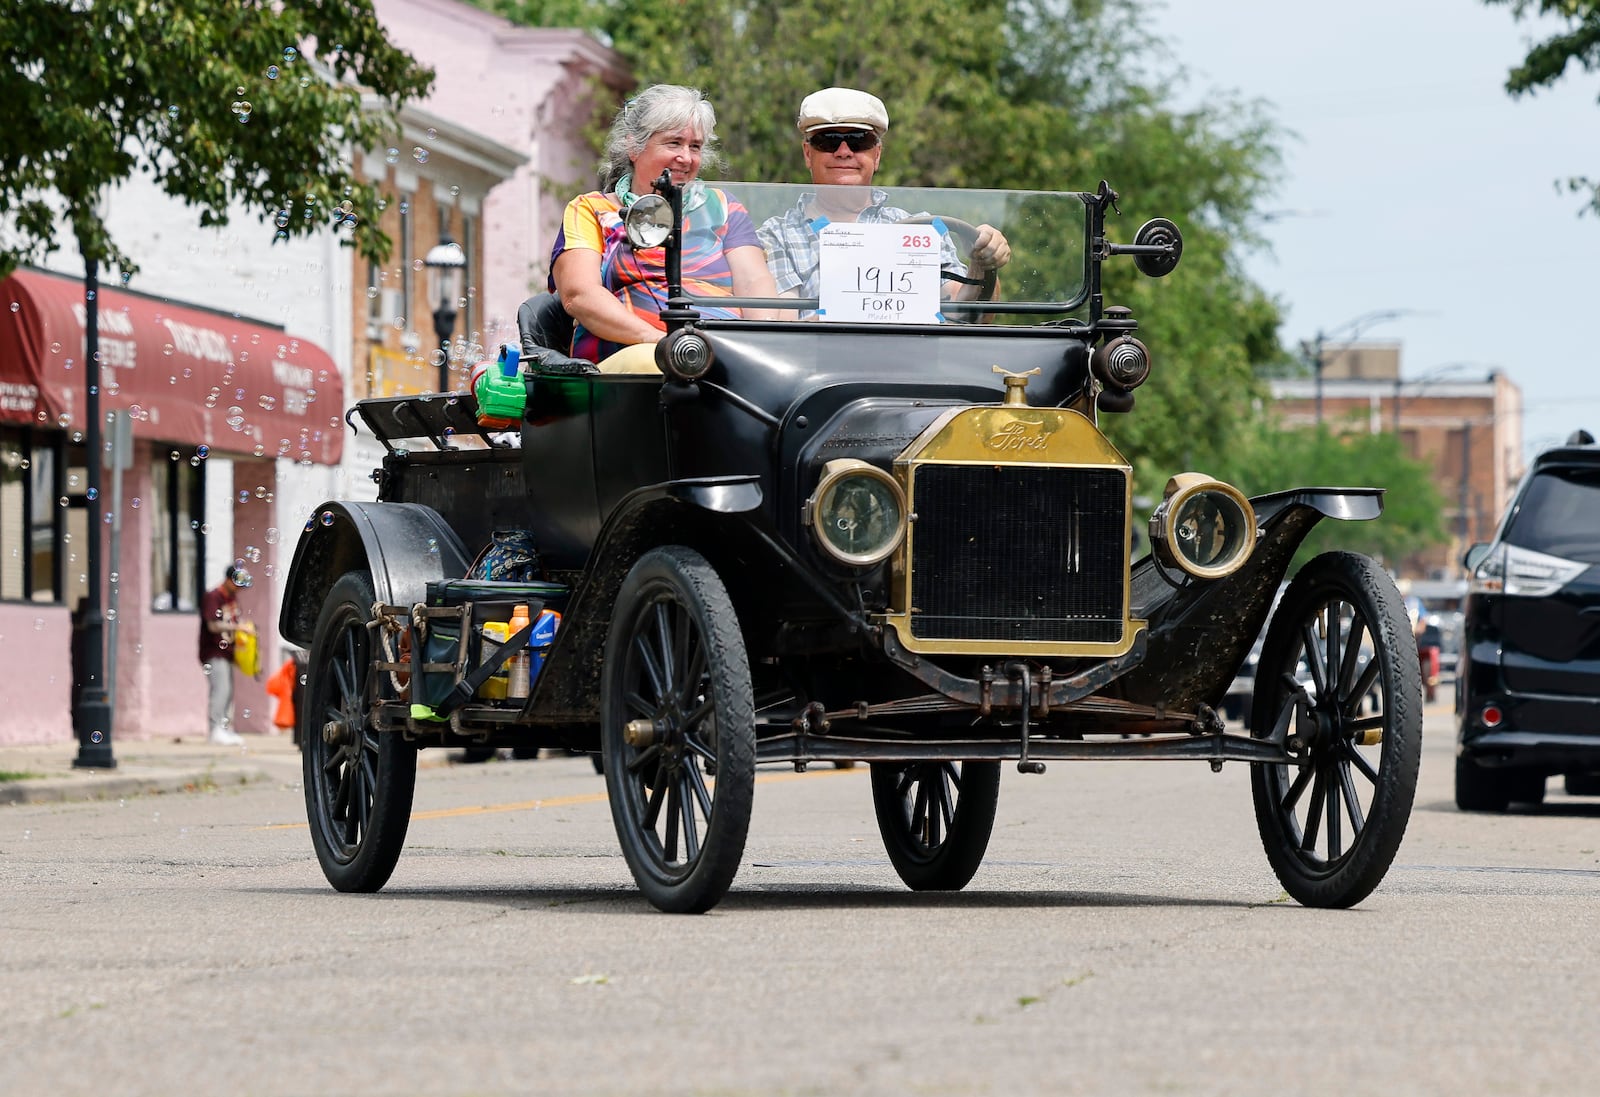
[549, 187, 760, 362]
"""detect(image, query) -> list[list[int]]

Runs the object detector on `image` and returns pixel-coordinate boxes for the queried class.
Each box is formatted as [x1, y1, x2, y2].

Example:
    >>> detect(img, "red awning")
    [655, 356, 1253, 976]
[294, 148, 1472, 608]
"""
[0, 267, 342, 465]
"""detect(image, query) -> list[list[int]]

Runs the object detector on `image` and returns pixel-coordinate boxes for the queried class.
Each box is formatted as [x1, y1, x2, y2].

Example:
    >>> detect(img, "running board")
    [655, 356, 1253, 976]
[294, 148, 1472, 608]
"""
[754, 731, 1290, 766]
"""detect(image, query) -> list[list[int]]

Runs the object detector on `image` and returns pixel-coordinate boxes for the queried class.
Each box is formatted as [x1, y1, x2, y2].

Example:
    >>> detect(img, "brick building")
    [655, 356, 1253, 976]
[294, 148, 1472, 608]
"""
[1268, 341, 1524, 580]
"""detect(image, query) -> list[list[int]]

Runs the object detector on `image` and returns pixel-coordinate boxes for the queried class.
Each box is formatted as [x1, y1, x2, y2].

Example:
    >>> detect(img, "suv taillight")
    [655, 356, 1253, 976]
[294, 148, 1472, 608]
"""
[1468, 543, 1586, 598]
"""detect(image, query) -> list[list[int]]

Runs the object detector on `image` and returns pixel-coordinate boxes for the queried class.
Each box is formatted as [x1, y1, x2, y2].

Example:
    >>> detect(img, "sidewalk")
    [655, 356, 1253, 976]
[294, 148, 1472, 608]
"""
[0, 732, 305, 806]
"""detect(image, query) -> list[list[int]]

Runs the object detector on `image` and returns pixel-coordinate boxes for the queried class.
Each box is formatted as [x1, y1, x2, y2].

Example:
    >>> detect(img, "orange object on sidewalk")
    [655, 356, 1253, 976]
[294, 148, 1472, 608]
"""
[264, 658, 298, 729]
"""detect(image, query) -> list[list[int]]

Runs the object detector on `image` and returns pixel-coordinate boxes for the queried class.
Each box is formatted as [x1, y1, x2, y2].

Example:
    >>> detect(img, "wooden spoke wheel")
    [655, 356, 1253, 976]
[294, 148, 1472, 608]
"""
[602, 547, 755, 913]
[871, 760, 1001, 891]
[1250, 552, 1421, 908]
[302, 571, 417, 892]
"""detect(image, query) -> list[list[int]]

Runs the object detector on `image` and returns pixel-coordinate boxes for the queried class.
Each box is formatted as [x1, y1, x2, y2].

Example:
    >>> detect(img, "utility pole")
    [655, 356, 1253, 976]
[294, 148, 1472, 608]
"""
[1306, 309, 1419, 427]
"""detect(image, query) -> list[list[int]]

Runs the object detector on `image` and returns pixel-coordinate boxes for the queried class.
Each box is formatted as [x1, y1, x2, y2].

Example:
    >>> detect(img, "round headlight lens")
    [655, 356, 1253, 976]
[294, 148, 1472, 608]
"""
[1170, 490, 1251, 572]
[1149, 476, 1255, 580]
[809, 461, 907, 566]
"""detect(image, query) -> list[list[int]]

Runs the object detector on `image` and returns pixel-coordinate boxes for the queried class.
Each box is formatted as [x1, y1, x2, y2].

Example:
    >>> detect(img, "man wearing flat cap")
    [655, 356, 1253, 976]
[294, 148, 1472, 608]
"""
[758, 86, 1011, 310]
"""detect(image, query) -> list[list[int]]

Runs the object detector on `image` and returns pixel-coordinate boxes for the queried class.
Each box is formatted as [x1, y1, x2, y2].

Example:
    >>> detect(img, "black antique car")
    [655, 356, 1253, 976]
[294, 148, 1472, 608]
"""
[280, 180, 1422, 913]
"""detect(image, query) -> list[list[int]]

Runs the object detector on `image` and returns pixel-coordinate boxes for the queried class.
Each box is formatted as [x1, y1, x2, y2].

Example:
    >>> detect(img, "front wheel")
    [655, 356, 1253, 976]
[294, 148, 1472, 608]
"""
[871, 760, 1001, 891]
[1250, 552, 1421, 908]
[302, 571, 417, 892]
[602, 547, 755, 913]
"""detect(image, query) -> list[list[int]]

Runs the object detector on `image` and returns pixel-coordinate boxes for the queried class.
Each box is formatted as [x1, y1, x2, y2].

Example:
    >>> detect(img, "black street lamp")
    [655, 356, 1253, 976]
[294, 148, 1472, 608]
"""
[424, 235, 465, 393]
[72, 251, 114, 769]
[1302, 309, 1419, 425]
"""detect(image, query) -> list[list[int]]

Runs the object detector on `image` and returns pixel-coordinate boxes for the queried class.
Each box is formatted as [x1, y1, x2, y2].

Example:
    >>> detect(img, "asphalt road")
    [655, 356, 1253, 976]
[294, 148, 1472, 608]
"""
[3, 705, 1598, 1097]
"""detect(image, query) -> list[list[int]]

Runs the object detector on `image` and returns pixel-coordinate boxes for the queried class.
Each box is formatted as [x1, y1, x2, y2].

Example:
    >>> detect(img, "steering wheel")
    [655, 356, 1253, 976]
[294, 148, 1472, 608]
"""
[897, 214, 1000, 306]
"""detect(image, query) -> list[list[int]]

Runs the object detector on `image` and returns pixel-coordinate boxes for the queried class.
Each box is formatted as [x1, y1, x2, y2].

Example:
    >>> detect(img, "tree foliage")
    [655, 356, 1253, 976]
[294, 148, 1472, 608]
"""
[483, 0, 1285, 456]
[476, 0, 1444, 563]
[1208, 417, 1450, 569]
[1487, 0, 1600, 214]
[0, 0, 433, 279]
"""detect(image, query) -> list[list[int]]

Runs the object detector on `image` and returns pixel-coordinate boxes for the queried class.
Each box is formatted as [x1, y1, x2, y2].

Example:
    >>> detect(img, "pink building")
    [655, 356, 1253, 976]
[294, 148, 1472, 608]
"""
[375, 0, 631, 351]
[0, 3, 622, 746]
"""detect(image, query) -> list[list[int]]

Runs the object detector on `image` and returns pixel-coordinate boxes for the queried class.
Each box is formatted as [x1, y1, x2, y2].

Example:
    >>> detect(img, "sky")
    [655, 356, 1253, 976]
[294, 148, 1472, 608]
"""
[1157, 0, 1600, 462]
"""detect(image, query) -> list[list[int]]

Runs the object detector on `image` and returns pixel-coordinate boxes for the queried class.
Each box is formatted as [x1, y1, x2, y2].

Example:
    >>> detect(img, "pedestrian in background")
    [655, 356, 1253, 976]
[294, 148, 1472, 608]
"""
[199, 564, 252, 745]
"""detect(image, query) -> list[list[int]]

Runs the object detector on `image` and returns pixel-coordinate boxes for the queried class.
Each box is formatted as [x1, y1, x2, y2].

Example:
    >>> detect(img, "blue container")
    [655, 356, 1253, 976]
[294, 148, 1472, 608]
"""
[526, 609, 560, 687]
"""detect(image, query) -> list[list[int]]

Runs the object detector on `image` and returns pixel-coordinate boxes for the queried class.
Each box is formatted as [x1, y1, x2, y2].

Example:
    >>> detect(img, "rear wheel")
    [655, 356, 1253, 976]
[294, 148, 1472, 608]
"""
[871, 760, 1001, 891]
[1508, 770, 1546, 805]
[302, 571, 417, 892]
[1250, 553, 1421, 908]
[1455, 755, 1510, 812]
[602, 547, 755, 913]
[1564, 773, 1600, 797]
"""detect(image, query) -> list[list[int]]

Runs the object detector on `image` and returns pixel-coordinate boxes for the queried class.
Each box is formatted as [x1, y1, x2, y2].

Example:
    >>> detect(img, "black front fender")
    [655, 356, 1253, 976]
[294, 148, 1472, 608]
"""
[1114, 486, 1384, 710]
[278, 501, 471, 647]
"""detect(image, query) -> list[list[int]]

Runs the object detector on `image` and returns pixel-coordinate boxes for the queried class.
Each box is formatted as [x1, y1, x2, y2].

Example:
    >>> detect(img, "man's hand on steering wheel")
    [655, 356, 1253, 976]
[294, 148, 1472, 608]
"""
[969, 224, 1011, 274]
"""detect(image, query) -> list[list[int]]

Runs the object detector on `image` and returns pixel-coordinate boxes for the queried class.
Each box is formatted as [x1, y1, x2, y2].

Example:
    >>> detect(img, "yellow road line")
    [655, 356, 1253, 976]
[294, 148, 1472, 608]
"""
[257, 763, 860, 831]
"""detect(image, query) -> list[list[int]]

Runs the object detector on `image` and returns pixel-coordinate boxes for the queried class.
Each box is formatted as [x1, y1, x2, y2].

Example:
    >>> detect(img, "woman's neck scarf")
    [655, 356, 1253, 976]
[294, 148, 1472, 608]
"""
[616, 170, 710, 216]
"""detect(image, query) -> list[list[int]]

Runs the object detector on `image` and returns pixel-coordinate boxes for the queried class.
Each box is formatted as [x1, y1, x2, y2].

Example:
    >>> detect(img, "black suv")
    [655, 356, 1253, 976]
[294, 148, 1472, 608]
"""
[1456, 430, 1600, 810]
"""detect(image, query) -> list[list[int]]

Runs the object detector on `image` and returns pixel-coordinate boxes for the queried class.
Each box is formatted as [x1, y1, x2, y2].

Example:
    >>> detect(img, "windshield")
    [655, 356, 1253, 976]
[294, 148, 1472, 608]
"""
[682, 182, 1090, 324]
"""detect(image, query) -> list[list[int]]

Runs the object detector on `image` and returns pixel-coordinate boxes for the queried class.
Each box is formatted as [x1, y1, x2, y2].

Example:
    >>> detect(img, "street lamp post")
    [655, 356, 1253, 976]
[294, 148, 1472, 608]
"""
[1303, 309, 1419, 425]
[424, 236, 465, 393]
[72, 250, 114, 769]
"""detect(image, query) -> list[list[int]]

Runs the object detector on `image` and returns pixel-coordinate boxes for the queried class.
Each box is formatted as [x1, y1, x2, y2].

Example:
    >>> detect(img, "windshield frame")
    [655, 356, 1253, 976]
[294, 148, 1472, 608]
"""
[669, 181, 1096, 323]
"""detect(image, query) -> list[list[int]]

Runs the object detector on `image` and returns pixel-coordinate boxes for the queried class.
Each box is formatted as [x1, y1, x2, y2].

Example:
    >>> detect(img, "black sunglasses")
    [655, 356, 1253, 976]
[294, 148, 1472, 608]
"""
[807, 130, 879, 153]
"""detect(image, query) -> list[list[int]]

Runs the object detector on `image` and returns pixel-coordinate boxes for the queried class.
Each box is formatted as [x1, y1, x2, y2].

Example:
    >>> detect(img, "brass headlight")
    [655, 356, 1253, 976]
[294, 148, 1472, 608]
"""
[804, 459, 907, 567]
[1148, 473, 1255, 580]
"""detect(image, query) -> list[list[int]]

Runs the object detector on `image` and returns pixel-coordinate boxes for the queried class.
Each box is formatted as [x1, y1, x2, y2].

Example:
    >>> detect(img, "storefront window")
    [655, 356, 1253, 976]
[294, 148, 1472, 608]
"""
[150, 448, 205, 611]
[0, 428, 66, 604]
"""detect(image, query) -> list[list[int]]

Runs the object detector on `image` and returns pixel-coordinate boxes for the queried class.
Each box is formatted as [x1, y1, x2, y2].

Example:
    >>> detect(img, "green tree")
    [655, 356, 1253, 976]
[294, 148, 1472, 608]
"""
[0, 0, 431, 756]
[1486, 0, 1600, 214]
[477, 0, 1288, 478]
[1209, 416, 1450, 568]
[0, 0, 433, 280]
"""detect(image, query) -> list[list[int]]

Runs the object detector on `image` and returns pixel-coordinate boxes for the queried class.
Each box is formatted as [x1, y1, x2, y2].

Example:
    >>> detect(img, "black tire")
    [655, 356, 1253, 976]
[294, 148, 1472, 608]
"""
[601, 547, 755, 913]
[871, 760, 1001, 891]
[1564, 773, 1600, 797]
[1249, 552, 1421, 908]
[1507, 770, 1546, 805]
[1455, 755, 1510, 812]
[302, 571, 417, 892]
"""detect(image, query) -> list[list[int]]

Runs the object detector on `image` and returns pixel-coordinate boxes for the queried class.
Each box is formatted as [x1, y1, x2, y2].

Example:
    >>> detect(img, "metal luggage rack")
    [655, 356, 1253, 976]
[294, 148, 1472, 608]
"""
[347, 390, 514, 453]
[369, 599, 527, 739]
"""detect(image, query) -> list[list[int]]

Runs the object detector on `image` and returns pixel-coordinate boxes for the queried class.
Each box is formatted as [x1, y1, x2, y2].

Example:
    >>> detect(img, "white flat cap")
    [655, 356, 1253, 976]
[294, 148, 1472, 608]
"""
[796, 87, 889, 135]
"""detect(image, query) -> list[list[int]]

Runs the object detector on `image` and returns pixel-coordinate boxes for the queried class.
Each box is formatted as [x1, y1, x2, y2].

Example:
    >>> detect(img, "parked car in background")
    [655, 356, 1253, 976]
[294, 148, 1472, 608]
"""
[1456, 430, 1600, 811]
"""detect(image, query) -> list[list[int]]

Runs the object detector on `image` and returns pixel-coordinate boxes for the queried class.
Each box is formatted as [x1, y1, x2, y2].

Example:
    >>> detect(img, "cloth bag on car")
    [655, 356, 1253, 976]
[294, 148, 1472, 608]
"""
[467, 529, 543, 582]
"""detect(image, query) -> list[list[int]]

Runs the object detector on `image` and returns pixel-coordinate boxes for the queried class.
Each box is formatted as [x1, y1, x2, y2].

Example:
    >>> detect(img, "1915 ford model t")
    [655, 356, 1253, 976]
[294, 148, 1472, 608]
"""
[280, 179, 1421, 913]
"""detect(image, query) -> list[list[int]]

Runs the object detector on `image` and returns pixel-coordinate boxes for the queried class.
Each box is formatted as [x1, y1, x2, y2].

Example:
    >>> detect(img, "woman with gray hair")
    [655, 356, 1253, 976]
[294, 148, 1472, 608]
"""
[550, 84, 777, 368]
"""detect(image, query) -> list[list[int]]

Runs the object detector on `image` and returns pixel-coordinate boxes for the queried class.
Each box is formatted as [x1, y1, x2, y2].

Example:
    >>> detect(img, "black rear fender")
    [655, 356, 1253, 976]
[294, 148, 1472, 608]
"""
[278, 501, 471, 647]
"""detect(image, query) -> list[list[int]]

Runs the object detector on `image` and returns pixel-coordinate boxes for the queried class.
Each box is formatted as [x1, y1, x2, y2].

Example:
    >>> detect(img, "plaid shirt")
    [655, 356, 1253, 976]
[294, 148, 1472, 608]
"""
[757, 190, 964, 310]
